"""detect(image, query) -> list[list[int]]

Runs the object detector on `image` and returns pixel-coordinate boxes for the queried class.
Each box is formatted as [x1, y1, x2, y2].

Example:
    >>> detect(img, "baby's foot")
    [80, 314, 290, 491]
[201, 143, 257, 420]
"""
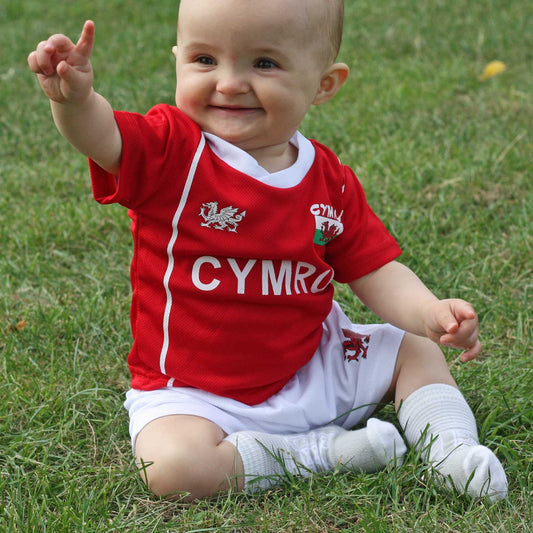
[328, 418, 407, 473]
[433, 444, 508, 502]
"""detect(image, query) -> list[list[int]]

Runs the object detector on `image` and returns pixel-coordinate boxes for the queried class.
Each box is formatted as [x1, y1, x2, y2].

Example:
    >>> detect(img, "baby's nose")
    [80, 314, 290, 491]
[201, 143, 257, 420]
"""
[216, 69, 250, 95]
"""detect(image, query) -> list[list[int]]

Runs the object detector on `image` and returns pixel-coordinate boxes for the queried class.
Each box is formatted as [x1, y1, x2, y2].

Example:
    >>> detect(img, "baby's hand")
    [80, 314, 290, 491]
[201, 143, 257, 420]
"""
[424, 299, 481, 362]
[28, 20, 95, 104]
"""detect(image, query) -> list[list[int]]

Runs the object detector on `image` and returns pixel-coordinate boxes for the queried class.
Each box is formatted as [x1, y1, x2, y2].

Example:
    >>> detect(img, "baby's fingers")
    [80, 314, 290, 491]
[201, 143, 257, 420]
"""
[27, 49, 40, 73]
[440, 317, 481, 358]
[460, 339, 482, 362]
[28, 41, 57, 76]
[451, 300, 477, 324]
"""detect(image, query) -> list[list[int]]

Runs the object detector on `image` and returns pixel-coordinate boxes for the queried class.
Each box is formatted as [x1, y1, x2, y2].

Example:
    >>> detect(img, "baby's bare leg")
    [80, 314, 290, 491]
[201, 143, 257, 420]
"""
[383, 332, 457, 406]
[135, 415, 244, 501]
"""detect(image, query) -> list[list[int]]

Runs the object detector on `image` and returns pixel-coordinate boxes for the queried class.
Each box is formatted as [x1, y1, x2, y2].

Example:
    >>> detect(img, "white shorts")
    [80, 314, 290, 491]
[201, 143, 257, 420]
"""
[125, 301, 405, 452]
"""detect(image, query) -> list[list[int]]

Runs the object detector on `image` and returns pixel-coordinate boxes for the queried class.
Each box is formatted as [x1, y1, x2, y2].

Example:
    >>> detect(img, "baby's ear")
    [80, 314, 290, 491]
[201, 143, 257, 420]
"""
[313, 63, 349, 105]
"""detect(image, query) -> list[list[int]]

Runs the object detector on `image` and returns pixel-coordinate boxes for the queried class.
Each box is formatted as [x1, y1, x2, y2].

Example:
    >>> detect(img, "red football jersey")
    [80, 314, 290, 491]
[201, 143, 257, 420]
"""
[90, 105, 401, 405]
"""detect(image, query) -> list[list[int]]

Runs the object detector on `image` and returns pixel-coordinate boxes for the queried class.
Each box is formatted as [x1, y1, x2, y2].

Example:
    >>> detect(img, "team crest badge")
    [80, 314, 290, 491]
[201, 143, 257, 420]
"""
[342, 329, 370, 362]
[310, 204, 344, 245]
[199, 201, 246, 233]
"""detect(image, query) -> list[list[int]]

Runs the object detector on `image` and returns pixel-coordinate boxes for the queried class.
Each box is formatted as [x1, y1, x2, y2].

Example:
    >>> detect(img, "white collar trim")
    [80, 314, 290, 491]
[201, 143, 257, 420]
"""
[203, 131, 315, 188]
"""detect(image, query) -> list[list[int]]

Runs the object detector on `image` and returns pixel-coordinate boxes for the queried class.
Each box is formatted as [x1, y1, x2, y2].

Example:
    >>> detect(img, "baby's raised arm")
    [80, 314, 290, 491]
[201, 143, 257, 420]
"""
[28, 21, 122, 175]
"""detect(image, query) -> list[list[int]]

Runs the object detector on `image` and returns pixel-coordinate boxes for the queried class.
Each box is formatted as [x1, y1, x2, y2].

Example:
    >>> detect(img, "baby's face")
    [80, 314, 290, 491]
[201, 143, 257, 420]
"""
[174, 0, 330, 154]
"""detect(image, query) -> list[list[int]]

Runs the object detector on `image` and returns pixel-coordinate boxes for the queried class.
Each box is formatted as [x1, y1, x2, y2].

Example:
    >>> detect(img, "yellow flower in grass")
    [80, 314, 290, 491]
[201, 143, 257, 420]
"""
[479, 60, 507, 81]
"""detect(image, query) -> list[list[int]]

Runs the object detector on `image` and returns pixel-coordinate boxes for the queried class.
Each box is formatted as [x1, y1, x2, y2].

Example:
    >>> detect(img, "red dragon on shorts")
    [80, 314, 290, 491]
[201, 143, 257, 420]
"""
[342, 329, 370, 362]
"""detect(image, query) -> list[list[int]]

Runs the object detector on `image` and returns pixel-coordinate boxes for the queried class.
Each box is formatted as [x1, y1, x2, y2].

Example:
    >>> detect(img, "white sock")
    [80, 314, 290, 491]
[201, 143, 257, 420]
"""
[224, 426, 341, 493]
[398, 383, 508, 502]
[328, 418, 407, 473]
[224, 420, 406, 493]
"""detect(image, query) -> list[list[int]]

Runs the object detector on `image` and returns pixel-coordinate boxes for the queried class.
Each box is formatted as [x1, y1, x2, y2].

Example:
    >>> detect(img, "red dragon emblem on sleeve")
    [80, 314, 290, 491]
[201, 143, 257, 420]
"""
[342, 329, 370, 362]
[319, 221, 341, 244]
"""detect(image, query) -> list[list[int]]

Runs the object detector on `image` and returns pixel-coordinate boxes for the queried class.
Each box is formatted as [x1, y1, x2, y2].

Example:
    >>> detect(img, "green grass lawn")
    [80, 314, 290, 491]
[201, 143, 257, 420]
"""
[1, 0, 531, 531]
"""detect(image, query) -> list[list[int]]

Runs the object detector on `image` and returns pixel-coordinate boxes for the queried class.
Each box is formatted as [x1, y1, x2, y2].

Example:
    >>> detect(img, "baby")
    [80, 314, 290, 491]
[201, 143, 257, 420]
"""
[28, 0, 507, 502]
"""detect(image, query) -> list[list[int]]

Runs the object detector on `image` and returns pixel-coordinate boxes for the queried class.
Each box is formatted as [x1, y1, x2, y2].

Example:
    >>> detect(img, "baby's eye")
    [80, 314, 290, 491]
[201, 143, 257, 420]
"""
[195, 55, 216, 66]
[254, 58, 278, 70]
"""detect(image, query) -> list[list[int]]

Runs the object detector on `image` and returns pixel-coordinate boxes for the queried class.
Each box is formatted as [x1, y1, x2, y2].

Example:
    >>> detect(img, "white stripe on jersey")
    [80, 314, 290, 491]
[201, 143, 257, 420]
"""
[160, 135, 206, 379]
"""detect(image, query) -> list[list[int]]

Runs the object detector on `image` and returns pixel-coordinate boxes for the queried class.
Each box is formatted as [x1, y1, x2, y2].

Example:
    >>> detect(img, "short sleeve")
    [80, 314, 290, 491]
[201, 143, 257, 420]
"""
[327, 167, 401, 283]
[89, 105, 202, 211]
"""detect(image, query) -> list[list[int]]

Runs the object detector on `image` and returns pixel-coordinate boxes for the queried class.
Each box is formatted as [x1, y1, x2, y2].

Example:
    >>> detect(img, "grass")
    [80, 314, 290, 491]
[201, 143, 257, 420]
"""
[0, 0, 531, 531]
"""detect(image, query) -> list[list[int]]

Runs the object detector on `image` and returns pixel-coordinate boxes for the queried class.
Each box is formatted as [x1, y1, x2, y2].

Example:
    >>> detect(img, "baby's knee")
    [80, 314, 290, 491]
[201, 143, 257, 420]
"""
[395, 333, 453, 372]
[134, 416, 234, 500]
[399, 332, 442, 359]
[137, 442, 196, 499]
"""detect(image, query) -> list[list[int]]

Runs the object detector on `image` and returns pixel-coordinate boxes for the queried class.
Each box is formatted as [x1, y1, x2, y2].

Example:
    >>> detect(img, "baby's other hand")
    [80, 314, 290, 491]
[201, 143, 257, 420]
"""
[28, 20, 95, 104]
[424, 299, 481, 362]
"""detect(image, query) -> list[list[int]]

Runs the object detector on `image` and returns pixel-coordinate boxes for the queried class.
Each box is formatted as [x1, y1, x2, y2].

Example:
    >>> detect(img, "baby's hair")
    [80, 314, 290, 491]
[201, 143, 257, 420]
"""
[327, 0, 345, 62]
[306, 0, 344, 65]
[177, 0, 344, 64]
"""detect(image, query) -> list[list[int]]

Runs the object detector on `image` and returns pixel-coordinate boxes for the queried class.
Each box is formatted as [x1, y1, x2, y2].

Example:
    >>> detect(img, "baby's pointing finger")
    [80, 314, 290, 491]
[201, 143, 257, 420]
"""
[75, 20, 95, 59]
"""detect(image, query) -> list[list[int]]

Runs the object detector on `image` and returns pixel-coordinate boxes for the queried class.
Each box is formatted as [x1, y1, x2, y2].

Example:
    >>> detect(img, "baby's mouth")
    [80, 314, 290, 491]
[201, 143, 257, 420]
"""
[210, 104, 262, 114]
